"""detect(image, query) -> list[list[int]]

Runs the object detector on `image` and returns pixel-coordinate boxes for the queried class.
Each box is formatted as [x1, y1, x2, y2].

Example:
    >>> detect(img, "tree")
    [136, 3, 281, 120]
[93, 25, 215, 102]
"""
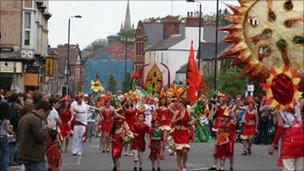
[121, 72, 132, 92]
[203, 8, 231, 26]
[118, 28, 136, 40]
[84, 38, 108, 52]
[217, 67, 247, 98]
[107, 74, 117, 93]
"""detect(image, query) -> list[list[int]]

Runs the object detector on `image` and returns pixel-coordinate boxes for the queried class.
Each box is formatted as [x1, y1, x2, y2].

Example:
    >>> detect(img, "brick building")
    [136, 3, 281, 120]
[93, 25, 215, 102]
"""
[0, 0, 52, 92]
[134, 16, 185, 72]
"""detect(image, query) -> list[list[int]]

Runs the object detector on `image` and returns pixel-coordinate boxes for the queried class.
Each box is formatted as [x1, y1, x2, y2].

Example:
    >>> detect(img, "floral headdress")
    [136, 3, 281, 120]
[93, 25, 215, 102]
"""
[166, 85, 187, 101]
[123, 90, 139, 102]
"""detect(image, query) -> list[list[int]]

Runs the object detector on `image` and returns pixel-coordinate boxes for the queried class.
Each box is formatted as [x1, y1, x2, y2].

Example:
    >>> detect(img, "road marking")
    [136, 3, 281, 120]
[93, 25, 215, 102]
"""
[77, 156, 82, 165]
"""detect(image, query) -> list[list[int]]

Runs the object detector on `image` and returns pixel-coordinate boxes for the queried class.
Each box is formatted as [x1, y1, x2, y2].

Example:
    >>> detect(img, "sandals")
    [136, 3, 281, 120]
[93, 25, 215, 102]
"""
[242, 151, 248, 155]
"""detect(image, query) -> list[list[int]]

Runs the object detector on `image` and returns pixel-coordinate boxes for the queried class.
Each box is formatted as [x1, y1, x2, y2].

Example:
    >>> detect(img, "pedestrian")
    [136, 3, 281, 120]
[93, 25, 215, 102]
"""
[149, 118, 163, 171]
[0, 99, 15, 171]
[258, 99, 272, 145]
[240, 96, 258, 155]
[110, 117, 126, 171]
[18, 100, 53, 171]
[168, 97, 191, 171]
[84, 94, 96, 142]
[122, 98, 137, 156]
[70, 95, 90, 156]
[59, 96, 73, 152]
[132, 111, 150, 171]
[269, 100, 304, 171]
[46, 97, 62, 171]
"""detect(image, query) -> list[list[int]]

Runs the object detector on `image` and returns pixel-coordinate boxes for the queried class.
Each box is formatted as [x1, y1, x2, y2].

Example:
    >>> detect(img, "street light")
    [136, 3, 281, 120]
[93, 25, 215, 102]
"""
[213, 0, 219, 91]
[66, 15, 82, 95]
[186, 0, 202, 71]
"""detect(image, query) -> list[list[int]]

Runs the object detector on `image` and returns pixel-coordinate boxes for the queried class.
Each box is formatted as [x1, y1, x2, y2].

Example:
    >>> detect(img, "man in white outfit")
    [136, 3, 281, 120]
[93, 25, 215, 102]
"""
[144, 97, 155, 127]
[70, 95, 90, 156]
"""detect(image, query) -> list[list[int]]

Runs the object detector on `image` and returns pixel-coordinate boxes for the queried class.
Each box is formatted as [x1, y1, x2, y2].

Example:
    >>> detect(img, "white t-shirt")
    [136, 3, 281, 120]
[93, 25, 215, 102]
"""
[71, 101, 90, 125]
[47, 107, 60, 130]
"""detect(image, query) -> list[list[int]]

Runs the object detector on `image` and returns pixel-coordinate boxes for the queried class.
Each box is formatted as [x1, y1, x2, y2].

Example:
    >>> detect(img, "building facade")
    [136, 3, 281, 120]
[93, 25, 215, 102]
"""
[0, 0, 52, 92]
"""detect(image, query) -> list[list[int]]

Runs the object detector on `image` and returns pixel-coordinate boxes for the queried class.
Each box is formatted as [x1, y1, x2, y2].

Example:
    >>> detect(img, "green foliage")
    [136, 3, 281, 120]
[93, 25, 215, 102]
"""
[107, 74, 117, 93]
[142, 15, 186, 23]
[217, 67, 247, 98]
[118, 28, 136, 39]
[203, 8, 231, 26]
[84, 38, 108, 52]
[121, 72, 132, 92]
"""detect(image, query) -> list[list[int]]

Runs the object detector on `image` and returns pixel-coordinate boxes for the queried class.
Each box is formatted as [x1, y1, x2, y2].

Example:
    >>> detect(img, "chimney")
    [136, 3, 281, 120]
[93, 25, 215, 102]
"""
[163, 16, 181, 39]
[186, 11, 203, 27]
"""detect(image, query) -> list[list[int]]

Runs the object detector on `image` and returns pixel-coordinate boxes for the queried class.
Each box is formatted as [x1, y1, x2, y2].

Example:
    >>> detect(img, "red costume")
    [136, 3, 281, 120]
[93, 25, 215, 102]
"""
[172, 110, 191, 150]
[45, 137, 61, 170]
[132, 122, 150, 152]
[156, 108, 173, 131]
[111, 129, 125, 158]
[241, 111, 256, 139]
[124, 108, 137, 131]
[213, 107, 236, 160]
[100, 108, 114, 133]
[275, 107, 304, 167]
[59, 109, 72, 138]
[149, 127, 163, 160]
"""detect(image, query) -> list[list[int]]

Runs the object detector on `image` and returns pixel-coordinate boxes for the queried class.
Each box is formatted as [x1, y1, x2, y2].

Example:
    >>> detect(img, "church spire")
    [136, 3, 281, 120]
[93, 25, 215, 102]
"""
[123, 0, 131, 29]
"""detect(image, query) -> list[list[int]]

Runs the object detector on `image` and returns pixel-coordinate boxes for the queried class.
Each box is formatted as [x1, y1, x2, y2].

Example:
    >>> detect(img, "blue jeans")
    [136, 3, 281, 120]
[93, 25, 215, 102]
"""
[87, 122, 95, 138]
[0, 135, 9, 171]
[23, 160, 48, 171]
[9, 142, 17, 163]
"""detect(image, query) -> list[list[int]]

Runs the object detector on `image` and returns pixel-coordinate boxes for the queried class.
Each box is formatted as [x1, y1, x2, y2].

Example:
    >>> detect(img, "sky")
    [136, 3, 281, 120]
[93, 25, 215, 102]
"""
[48, 0, 238, 50]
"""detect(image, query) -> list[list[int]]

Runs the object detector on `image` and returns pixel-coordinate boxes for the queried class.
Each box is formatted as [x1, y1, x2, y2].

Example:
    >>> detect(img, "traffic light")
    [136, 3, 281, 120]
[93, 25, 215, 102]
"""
[61, 85, 68, 96]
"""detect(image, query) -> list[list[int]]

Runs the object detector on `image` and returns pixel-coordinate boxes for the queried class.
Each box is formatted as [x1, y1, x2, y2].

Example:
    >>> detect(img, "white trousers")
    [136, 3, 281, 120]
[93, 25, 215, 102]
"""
[71, 125, 86, 155]
[282, 157, 304, 171]
[145, 114, 152, 127]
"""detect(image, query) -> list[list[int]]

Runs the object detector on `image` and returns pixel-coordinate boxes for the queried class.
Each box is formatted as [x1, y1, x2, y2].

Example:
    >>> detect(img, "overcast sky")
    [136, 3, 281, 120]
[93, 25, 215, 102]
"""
[48, 0, 238, 49]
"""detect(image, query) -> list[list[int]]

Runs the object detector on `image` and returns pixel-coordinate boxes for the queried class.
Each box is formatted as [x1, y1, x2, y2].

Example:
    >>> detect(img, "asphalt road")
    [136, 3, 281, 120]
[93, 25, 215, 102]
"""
[57, 138, 278, 171]
[8, 138, 278, 171]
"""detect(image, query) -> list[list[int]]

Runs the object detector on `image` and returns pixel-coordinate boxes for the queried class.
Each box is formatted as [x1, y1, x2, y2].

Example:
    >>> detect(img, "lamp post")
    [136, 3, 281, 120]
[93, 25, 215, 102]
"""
[213, 0, 219, 91]
[66, 15, 81, 95]
[186, 0, 202, 71]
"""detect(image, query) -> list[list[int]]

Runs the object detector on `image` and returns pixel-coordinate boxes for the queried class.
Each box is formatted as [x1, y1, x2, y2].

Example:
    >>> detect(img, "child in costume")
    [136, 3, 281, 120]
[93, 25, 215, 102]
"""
[111, 117, 133, 171]
[45, 131, 62, 171]
[132, 111, 150, 171]
[149, 118, 163, 171]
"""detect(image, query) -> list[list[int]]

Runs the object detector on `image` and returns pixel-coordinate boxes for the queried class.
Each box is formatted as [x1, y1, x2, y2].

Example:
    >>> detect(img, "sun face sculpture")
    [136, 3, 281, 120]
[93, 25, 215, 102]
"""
[260, 65, 302, 110]
[221, 0, 304, 80]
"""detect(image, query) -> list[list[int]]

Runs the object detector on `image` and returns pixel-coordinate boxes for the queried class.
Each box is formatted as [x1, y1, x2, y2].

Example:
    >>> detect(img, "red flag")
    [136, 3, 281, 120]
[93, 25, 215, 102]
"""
[186, 42, 202, 104]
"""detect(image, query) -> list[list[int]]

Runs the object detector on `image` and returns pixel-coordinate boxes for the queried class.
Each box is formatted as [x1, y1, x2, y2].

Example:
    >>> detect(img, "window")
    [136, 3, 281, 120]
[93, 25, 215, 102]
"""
[24, 31, 30, 45]
[23, 11, 32, 46]
[24, 12, 31, 29]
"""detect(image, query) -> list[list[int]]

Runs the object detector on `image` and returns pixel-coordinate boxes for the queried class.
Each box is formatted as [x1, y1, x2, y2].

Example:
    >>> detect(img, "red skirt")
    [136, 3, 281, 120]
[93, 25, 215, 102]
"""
[214, 143, 230, 160]
[242, 124, 255, 138]
[100, 121, 113, 133]
[45, 138, 61, 169]
[112, 142, 123, 158]
[132, 136, 146, 152]
[60, 123, 71, 138]
[277, 126, 304, 166]
[149, 140, 162, 160]
[172, 129, 190, 144]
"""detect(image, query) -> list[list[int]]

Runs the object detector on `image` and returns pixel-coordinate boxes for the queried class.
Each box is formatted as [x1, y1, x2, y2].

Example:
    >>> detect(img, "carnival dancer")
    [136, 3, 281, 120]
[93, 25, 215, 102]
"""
[156, 96, 173, 157]
[110, 117, 127, 171]
[144, 96, 156, 127]
[149, 117, 163, 171]
[132, 110, 150, 171]
[70, 95, 105, 156]
[268, 100, 304, 171]
[240, 96, 258, 155]
[100, 99, 115, 153]
[59, 96, 73, 152]
[209, 92, 229, 171]
[46, 97, 62, 171]
[122, 99, 137, 156]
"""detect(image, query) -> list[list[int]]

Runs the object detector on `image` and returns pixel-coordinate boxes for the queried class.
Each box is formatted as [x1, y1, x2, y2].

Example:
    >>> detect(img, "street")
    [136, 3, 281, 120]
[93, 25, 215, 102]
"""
[58, 138, 277, 171]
